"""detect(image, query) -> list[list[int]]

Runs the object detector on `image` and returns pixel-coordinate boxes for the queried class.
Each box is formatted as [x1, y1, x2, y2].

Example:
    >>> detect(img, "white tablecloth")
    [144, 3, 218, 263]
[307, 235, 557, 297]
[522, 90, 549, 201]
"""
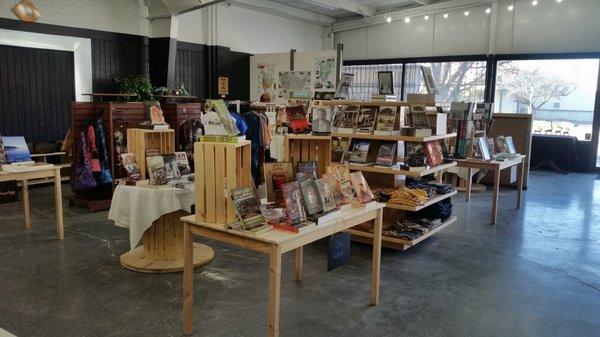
[108, 184, 194, 250]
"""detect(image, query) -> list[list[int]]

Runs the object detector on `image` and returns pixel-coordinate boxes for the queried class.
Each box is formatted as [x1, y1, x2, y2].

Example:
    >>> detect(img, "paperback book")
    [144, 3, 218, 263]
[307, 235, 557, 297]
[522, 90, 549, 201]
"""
[321, 173, 347, 206]
[374, 106, 398, 134]
[349, 171, 374, 203]
[263, 162, 293, 204]
[505, 136, 517, 154]
[297, 174, 324, 216]
[375, 142, 396, 167]
[2, 136, 31, 163]
[0, 134, 7, 164]
[349, 140, 371, 164]
[146, 155, 168, 185]
[477, 137, 492, 160]
[259, 203, 287, 225]
[310, 107, 332, 134]
[495, 136, 509, 153]
[449, 102, 473, 120]
[282, 181, 307, 225]
[356, 107, 377, 133]
[212, 99, 240, 136]
[424, 140, 444, 166]
[316, 177, 337, 212]
[120, 153, 141, 181]
[297, 161, 318, 180]
[286, 105, 310, 134]
[145, 101, 166, 125]
[337, 106, 359, 133]
[404, 142, 426, 168]
[230, 186, 269, 233]
[175, 152, 191, 175]
[409, 104, 430, 129]
[326, 165, 356, 201]
[162, 154, 181, 181]
[331, 139, 350, 163]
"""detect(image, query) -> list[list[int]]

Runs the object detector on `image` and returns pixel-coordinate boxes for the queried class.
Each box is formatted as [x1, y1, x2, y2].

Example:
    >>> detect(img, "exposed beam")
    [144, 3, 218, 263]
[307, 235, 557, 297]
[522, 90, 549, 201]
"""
[303, 0, 375, 17]
[229, 0, 336, 26]
[413, 0, 431, 5]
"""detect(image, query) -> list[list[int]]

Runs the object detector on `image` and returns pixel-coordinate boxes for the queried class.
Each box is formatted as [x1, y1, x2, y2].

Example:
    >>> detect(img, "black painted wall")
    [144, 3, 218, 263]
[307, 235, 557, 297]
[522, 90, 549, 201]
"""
[175, 42, 207, 98]
[0, 44, 74, 142]
[92, 38, 145, 93]
[215, 46, 250, 101]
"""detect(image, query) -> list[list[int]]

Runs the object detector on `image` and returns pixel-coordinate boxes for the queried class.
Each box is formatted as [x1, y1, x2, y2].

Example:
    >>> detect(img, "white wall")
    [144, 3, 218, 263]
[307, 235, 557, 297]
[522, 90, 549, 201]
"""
[335, 0, 600, 60]
[0, 0, 148, 36]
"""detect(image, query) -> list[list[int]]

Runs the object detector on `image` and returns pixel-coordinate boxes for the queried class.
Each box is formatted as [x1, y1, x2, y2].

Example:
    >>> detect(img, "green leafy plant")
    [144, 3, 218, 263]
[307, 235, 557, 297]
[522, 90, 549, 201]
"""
[115, 75, 155, 102]
[153, 84, 192, 97]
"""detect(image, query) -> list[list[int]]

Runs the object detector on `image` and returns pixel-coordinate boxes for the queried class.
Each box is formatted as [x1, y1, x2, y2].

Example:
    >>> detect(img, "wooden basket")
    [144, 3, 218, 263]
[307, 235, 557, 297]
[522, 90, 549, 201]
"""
[127, 129, 175, 179]
[283, 135, 332, 178]
[194, 140, 252, 224]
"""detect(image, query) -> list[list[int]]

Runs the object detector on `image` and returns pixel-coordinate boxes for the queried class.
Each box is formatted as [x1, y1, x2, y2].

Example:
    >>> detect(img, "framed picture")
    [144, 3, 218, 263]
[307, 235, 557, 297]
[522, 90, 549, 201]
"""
[378, 71, 394, 95]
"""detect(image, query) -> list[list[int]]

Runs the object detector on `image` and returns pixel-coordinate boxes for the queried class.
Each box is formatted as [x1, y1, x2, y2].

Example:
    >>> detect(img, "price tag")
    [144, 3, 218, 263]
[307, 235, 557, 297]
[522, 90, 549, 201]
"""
[327, 232, 350, 272]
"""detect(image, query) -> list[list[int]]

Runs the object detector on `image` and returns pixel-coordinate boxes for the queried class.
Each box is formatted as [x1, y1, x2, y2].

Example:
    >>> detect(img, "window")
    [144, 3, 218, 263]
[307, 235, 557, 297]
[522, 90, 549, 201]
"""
[403, 61, 487, 103]
[342, 64, 403, 100]
[494, 59, 599, 143]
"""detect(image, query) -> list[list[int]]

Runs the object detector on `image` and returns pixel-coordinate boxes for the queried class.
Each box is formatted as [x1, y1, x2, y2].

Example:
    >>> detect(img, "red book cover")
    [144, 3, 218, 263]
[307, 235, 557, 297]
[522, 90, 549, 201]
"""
[425, 140, 444, 166]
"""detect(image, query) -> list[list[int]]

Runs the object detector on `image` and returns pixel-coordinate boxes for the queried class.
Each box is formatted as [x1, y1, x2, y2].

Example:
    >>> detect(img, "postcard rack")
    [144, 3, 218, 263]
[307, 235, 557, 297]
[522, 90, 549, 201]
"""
[194, 140, 252, 225]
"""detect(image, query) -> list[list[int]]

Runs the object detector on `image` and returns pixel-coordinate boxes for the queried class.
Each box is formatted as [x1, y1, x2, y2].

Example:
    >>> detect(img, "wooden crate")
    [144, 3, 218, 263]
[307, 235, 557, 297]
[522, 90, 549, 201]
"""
[194, 140, 252, 224]
[283, 135, 332, 178]
[127, 129, 175, 180]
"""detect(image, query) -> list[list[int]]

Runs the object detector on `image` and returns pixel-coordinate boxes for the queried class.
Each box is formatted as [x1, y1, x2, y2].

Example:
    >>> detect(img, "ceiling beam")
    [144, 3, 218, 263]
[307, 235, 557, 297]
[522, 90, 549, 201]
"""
[413, 0, 432, 5]
[302, 0, 375, 17]
[228, 0, 336, 26]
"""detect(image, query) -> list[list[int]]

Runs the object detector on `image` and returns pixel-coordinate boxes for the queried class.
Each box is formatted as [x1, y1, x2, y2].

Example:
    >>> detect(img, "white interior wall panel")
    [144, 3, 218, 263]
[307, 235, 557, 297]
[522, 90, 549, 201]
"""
[367, 18, 434, 58]
[432, 5, 490, 56]
[335, 28, 369, 60]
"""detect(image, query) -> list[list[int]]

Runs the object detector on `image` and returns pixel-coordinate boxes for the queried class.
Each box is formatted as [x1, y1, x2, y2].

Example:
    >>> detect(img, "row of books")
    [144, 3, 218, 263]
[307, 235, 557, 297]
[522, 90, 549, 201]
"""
[474, 136, 519, 161]
[230, 166, 375, 235]
[120, 151, 192, 186]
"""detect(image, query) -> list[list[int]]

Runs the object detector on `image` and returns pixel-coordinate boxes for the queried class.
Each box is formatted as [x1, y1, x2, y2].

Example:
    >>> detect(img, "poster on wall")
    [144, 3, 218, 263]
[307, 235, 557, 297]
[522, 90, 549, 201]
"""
[279, 71, 311, 99]
[313, 57, 336, 91]
[256, 63, 277, 102]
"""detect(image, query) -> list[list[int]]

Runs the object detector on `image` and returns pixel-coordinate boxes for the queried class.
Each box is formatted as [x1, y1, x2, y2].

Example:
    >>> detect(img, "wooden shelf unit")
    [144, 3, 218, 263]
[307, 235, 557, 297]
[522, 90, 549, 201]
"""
[349, 216, 458, 251]
[385, 190, 457, 211]
[345, 162, 457, 177]
[331, 132, 457, 143]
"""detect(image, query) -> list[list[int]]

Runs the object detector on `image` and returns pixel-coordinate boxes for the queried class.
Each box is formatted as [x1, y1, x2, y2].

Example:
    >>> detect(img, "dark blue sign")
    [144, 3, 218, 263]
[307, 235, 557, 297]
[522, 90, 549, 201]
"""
[327, 232, 350, 272]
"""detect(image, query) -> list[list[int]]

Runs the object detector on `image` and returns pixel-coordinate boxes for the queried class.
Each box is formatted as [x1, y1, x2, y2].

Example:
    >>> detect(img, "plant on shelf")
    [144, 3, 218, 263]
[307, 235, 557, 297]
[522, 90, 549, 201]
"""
[154, 84, 191, 97]
[115, 75, 155, 102]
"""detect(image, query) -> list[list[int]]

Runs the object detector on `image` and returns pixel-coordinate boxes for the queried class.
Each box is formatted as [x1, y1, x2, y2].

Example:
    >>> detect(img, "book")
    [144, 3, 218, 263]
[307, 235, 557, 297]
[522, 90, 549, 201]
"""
[120, 153, 141, 181]
[505, 136, 517, 154]
[449, 102, 473, 120]
[273, 221, 316, 234]
[286, 105, 310, 134]
[375, 106, 398, 133]
[326, 165, 355, 201]
[146, 155, 167, 185]
[259, 203, 287, 225]
[310, 107, 332, 134]
[409, 104, 430, 129]
[174, 151, 191, 175]
[375, 142, 396, 167]
[331, 106, 345, 130]
[495, 136, 509, 153]
[349, 140, 371, 164]
[337, 106, 359, 132]
[282, 181, 307, 225]
[263, 162, 293, 204]
[297, 161, 318, 180]
[230, 186, 268, 232]
[477, 137, 492, 160]
[405, 142, 426, 167]
[145, 101, 166, 125]
[321, 173, 347, 205]
[349, 171, 374, 203]
[331, 139, 350, 163]
[162, 154, 181, 181]
[356, 107, 377, 133]
[145, 148, 160, 157]
[316, 177, 337, 212]
[0, 134, 7, 164]
[297, 174, 324, 216]
[2, 136, 31, 163]
[424, 140, 444, 166]
[212, 99, 239, 136]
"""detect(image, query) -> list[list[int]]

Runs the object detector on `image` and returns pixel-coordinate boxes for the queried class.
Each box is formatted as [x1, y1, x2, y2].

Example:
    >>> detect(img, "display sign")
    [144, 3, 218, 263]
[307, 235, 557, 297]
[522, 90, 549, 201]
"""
[0, 181, 18, 204]
[327, 232, 350, 272]
[218, 77, 229, 96]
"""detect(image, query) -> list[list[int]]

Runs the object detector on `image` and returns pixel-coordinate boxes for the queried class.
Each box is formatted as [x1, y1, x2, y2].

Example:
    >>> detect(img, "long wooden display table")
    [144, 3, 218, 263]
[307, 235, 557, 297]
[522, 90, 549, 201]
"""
[0, 165, 64, 240]
[181, 203, 386, 337]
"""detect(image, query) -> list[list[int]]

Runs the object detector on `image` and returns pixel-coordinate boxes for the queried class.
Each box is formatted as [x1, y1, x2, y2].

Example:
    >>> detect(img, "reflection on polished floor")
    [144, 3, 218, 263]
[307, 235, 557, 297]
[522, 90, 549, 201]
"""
[0, 171, 599, 337]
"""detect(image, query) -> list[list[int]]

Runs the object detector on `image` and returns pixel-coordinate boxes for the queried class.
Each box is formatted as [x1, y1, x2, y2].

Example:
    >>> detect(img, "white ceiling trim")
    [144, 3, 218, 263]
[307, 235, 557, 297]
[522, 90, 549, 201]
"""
[229, 0, 336, 26]
[302, 0, 375, 17]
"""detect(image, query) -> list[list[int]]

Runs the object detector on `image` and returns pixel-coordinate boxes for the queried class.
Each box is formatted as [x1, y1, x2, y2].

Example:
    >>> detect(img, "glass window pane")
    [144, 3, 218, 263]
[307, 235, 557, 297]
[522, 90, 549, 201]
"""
[404, 61, 487, 103]
[494, 59, 599, 143]
[341, 64, 403, 100]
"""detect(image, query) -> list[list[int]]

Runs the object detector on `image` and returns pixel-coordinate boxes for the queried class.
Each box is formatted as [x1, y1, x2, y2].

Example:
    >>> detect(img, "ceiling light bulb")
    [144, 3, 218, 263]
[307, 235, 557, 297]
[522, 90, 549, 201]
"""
[464, 10, 470, 16]
[485, 7, 492, 13]
[443, 13, 449, 18]
[424, 15, 429, 20]
[508, 4, 514, 10]
[404, 17, 410, 23]
[531, 0, 538, 5]
[386, 16, 392, 22]
[556, 0, 562, 2]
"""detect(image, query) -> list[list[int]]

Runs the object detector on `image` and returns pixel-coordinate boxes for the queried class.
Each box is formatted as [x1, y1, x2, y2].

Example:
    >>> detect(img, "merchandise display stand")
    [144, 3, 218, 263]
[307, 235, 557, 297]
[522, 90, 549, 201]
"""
[283, 134, 332, 177]
[127, 129, 176, 180]
[181, 203, 386, 337]
[0, 166, 64, 240]
[161, 102, 202, 150]
[455, 154, 526, 224]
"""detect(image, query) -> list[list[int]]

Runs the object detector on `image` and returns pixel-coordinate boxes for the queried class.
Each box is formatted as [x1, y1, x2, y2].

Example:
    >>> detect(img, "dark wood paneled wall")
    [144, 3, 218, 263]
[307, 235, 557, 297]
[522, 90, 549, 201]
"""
[0, 44, 74, 142]
[92, 38, 146, 93]
[216, 46, 250, 100]
[175, 42, 207, 98]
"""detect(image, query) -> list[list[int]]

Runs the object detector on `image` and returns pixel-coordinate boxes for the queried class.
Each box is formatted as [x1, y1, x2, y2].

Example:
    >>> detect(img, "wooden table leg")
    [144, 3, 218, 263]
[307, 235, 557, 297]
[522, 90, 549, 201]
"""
[491, 168, 501, 225]
[183, 222, 194, 336]
[465, 168, 473, 202]
[517, 162, 525, 209]
[54, 169, 64, 240]
[267, 246, 282, 337]
[371, 208, 383, 306]
[22, 179, 31, 229]
[294, 247, 303, 282]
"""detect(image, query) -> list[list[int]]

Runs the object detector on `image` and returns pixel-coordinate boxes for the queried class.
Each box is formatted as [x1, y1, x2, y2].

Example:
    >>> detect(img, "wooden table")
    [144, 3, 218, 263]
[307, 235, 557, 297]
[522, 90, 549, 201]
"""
[455, 155, 526, 224]
[0, 166, 64, 239]
[181, 203, 385, 337]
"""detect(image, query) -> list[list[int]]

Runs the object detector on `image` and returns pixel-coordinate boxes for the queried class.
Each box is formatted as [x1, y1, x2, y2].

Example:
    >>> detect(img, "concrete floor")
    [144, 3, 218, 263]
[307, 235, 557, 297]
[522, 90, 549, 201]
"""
[0, 171, 599, 337]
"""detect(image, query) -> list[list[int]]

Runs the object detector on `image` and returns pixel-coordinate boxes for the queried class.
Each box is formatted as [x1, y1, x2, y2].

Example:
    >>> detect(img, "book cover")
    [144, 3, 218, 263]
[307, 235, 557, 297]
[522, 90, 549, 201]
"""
[339, 106, 359, 129]
[212, 99, 239, 136]
[486, 138, 496, 155]
[404, 142, 426, 167]
[375, 106, 398, 132]
[145, 148, 160, 157]
[349, 140, 371, 164]
[477, 137, 491, 160]
[162, 154, 181, 181]
[120, 153, 141, 181]
[409, 104, 430, 129]
[326, 165, 356, 201]
[0, 134, 7, 164]
[230, 186, 265, 230]
[316, 177, 337, 212]
[311, 107, 332, 134]
[146, 155, 167, 185]
[263, 162, 293, 203]
[297, 161, 318, 180]
[331, 139, 349, 163]
[505, 136, 517, 154]
[174, 152, 191, 175]
[2, 136, 31, 163]
[286, 105, 310, 134]
[297, 174, 324, 216]
[145, 101, 165, 125]
[356, 107, 377, 133]
[424, 140, 444, 166]
[375, 142, 396, 167]
[495, 136, 509, 153]
[349, 171, 374, 203]
[449, 102, 473, 120]
[282, 181, 307, 225]
[259, 203, 287, 226]
[331, 106, 345, 129]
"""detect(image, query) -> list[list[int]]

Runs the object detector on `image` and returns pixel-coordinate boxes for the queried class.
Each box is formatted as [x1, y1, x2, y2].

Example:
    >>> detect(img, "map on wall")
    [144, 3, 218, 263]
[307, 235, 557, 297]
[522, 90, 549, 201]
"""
[256, 63, 277, 102]
[314, 57, 336, 91]
[279, 71, 311, 99]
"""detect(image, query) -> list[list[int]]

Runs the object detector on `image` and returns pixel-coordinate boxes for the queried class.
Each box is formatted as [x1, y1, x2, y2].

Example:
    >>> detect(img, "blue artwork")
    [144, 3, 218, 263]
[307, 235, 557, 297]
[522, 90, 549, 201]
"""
[3, 136, 31, 163]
